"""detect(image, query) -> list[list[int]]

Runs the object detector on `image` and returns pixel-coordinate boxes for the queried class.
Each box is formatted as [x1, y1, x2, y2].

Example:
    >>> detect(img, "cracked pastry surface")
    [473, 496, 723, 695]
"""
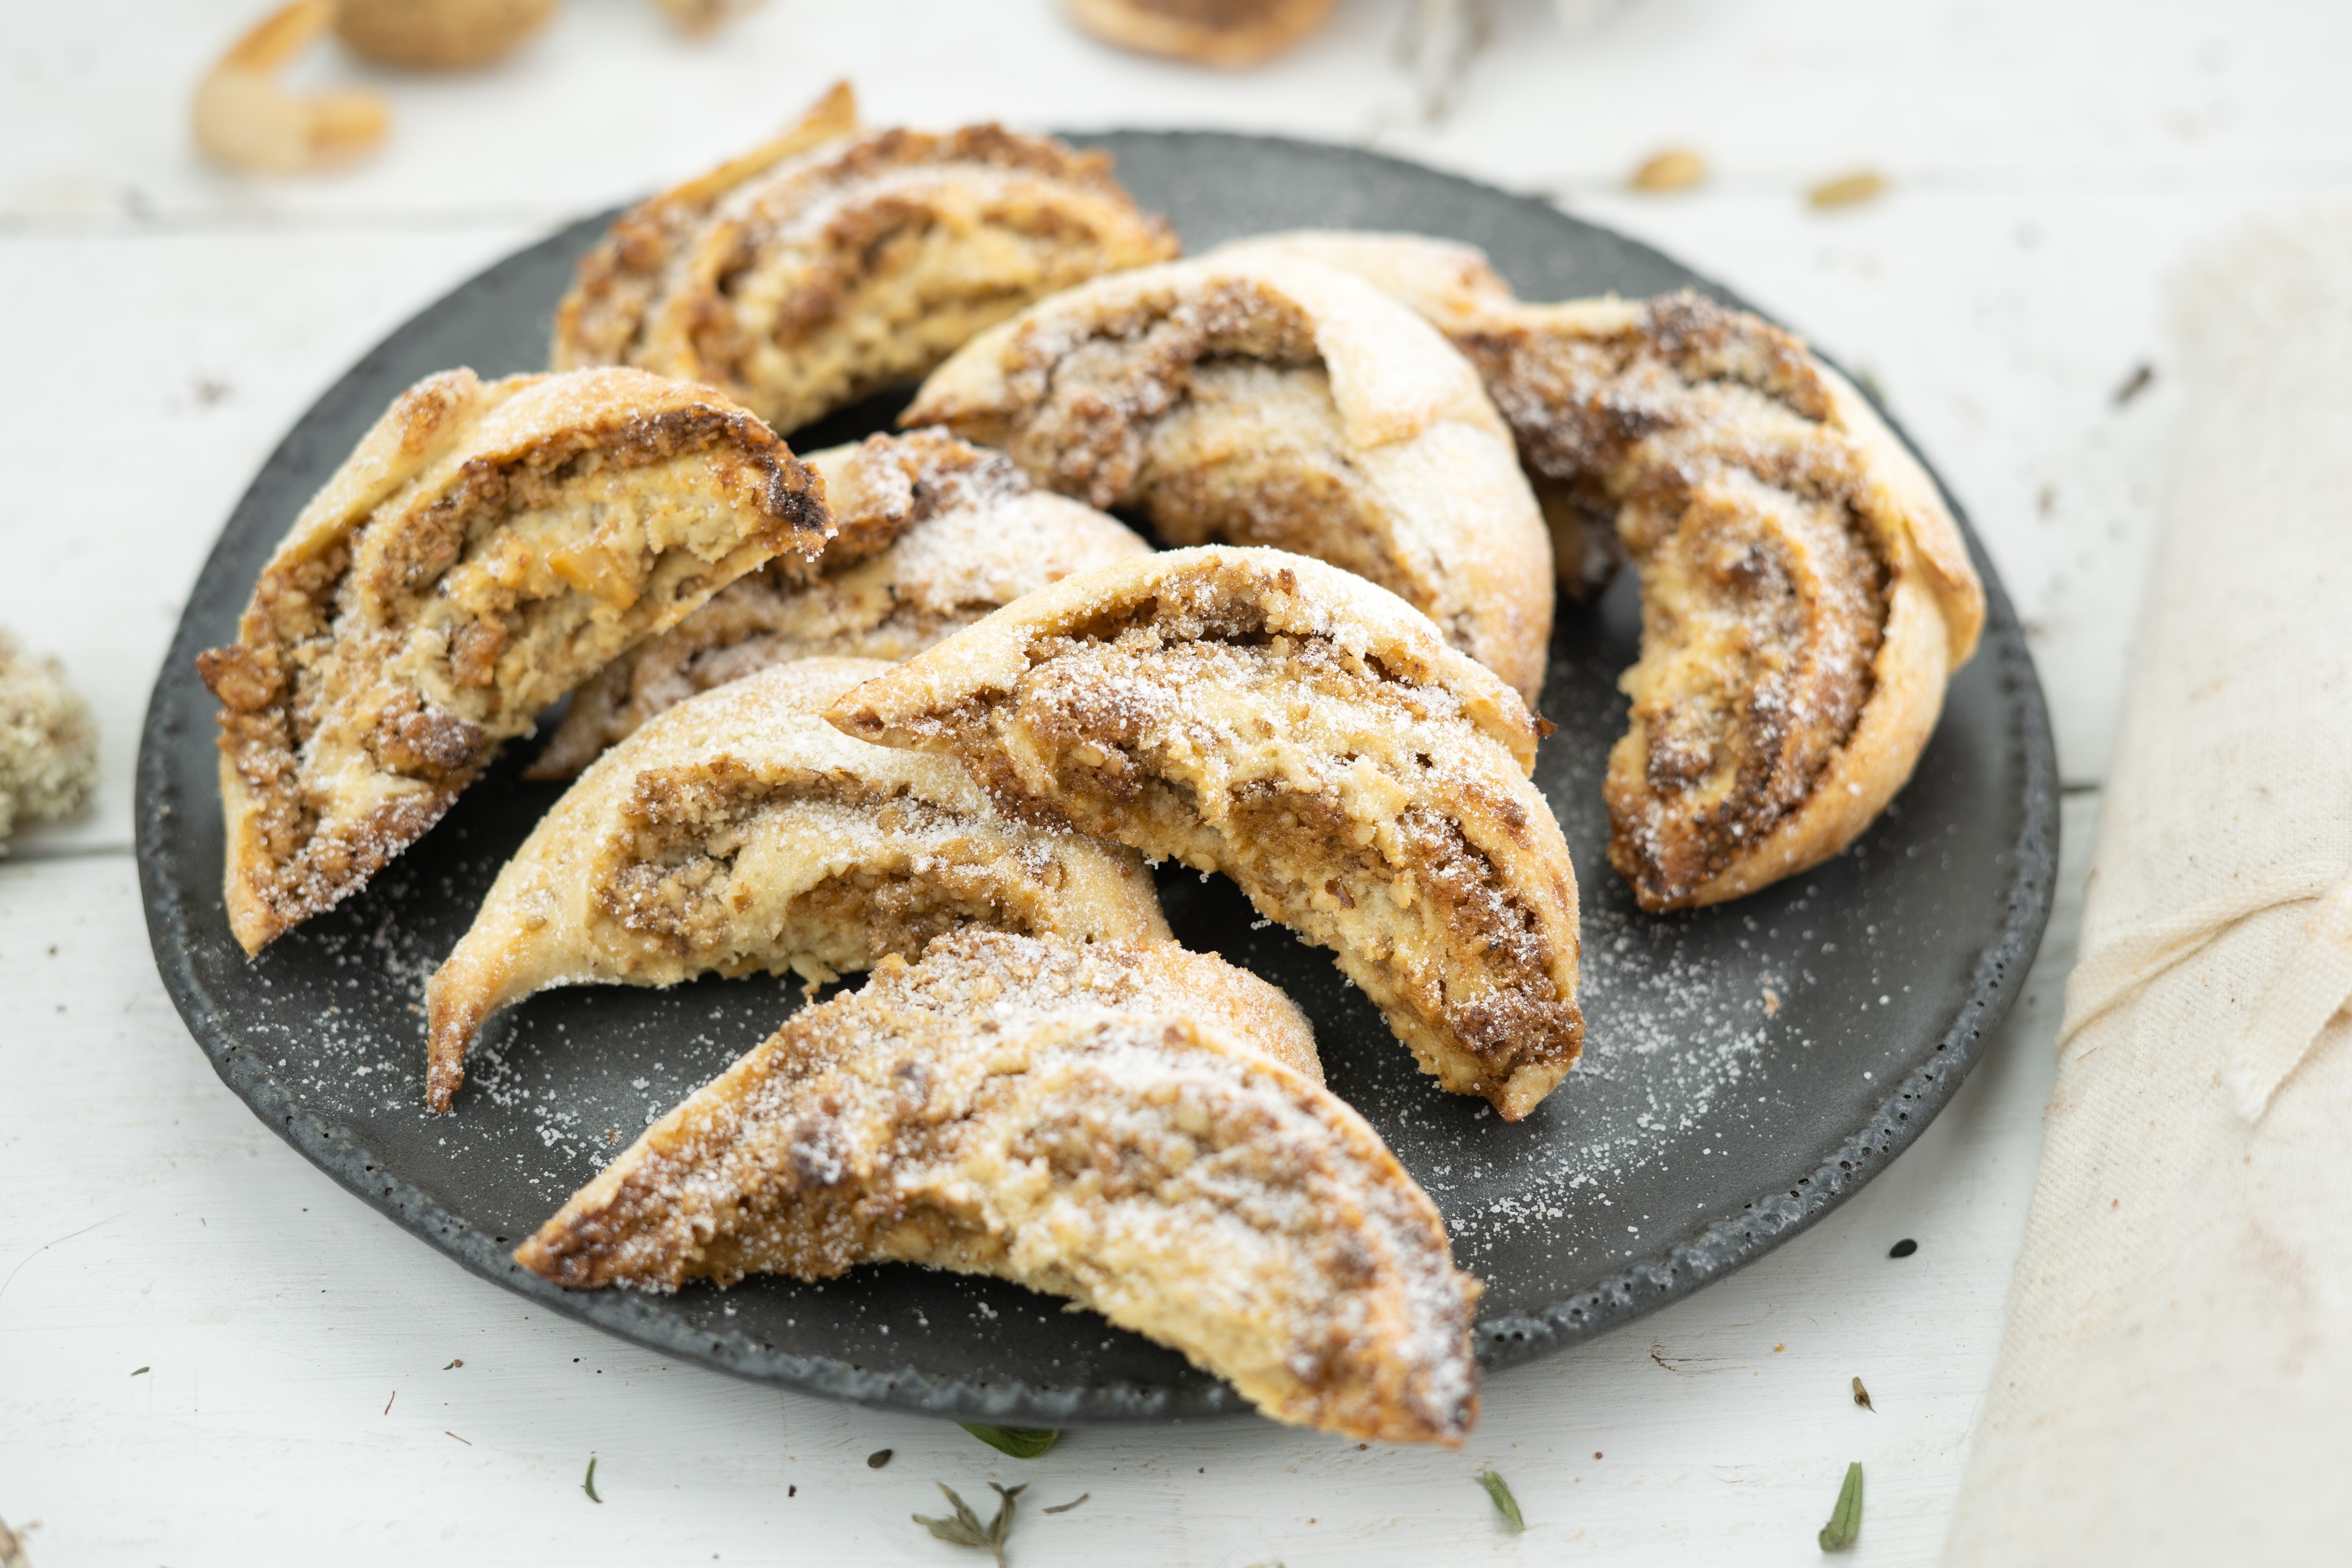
[196, 366, 829, 955]
[550, 88, 1178, 435]
[427, 657, 1170, 1111]
[516, 930, 1479, 1445]
[1220, 233, 1986, 911]
[529, 427, 1151, 778]
[900, 253, 1555, 704]
[826, 546, 1582, 1121]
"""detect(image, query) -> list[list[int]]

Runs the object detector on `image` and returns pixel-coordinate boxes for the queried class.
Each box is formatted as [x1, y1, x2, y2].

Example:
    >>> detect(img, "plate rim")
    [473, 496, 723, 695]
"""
[135, 127, 2058, 1426]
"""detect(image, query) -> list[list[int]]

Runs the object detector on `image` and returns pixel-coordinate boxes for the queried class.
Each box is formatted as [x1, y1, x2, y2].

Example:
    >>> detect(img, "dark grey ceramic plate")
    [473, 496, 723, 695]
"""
[138, 132, 2054, 1426]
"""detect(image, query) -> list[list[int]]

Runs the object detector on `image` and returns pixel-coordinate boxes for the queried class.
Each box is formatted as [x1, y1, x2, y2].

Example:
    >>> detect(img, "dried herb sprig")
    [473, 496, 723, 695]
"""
[915, 1483, 1025, 1566]
[1043, 1493, 1088, 1514]
[1479, 1469, 1524, 1532]
[961, 1425, 1060, 1459]
[1818, 1462, 1863, 1552]
[583, 1455, 602, 1504]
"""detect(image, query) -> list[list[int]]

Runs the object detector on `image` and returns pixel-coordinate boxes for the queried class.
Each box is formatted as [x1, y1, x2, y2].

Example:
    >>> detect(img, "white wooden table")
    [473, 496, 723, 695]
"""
[4, 1, 2342, 1560]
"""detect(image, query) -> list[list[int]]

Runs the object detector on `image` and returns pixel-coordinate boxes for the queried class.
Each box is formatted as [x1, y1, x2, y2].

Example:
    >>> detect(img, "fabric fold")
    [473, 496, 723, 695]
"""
[1944, 205, 2352, 1566]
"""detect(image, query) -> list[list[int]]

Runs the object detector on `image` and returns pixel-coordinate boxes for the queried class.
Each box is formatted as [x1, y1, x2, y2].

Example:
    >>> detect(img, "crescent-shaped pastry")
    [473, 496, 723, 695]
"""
[426, 657, 1171, 1111]
[550, 95, 1180, 436]
[528, 428, 1151, 779]
[516, 930, 1482, 1445]
[547, 81, 863, 375]
[195, 367, 829, 956]
[1218, 233, 1987, 911]
[899, 253, 1556, 705]
[825, 546, 1583, 1121]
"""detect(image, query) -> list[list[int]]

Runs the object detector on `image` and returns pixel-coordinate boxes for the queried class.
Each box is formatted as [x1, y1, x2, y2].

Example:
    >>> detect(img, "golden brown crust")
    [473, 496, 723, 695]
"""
[1215, 233, 1986, 912]
[551, 109, 1179, 434]
[824, 546, 1582, 1120]
[197, 366, 829, 955]
[903, 253, 1555, 704]
[527, 428, 1151, 778]
[1448, 293, 1984, 909]
[516, 931, 1478, 1445]
[1061, 0, 1338, 66]
[425, 657, 1174, 1110]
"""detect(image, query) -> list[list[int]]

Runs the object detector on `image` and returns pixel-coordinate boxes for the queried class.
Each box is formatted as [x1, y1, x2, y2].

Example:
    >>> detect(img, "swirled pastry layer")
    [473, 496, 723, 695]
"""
[426, 657, 1170, 1110]
[516, 931, 1480, 1445]
[901, 253, 1556, 704]
[529, 428, 1150, 778]
[826, 546, 1583, 1121]
[551, 88, 1178, 434]
[1218, 232, 1987, 910]
[196, 366, 828, 954]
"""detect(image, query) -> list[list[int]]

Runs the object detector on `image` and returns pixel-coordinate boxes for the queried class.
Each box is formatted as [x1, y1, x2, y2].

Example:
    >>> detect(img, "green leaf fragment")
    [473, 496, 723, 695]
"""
[1043, 1493, 1088, 1514]
[1818, 1462, 1863, 1552]
[1479, 1469, 1524, 1532]
[915, 1482, 1025, 1566]
[131, 1366, 149, 1376]
[583, 1455, 602, 1504]
[960, 1424, 1060, 1459]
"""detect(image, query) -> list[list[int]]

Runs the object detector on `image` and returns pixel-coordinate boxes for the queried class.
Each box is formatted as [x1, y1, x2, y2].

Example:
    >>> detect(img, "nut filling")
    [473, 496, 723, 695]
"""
[529, 428, 1148, 777]
[1458, 293, 1896, 908]
[834, 560, 1584, 1121]
[555, 122, 1181, 432]
[592, 761, 1087, 985]
[198, 370, 828, 953]
[516, 932, 1483, 1446]
[425, 657, 1168, 1111]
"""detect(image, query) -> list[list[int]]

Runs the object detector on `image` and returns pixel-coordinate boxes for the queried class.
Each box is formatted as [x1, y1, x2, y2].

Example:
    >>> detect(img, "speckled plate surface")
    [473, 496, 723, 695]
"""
[138, 132, 2056, 1427]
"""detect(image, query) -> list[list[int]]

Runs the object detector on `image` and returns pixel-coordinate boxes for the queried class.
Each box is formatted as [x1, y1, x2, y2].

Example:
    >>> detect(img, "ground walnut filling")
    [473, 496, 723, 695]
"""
[516, 932, 1481, 1445]
[198, 380, 826, 950]
[589, 761, 1078, 983]
[922, 616, 1580, 1105]
[584, 124, 1180, 431]
[1458, 292, 1893, 908]
[528, 429, 1148, 779]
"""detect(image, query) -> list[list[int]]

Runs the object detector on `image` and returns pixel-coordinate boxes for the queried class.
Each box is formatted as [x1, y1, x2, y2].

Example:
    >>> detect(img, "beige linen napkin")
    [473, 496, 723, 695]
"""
[1945, 207, 2352, 1564]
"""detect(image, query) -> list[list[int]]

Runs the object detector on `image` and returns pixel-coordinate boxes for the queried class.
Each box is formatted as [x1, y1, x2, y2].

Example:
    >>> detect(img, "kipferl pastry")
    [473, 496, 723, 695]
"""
[826, 546, 1583, 1121]
[196, 366, 829, 955]
[529, 427, 1151, 778]
[899, 252, 1556, 705]
[515, 930, 1482, 1445]
[425, 658, 1170, 1111]
[550, 86, 1180, 434]
[1218, 233, 1987, 911]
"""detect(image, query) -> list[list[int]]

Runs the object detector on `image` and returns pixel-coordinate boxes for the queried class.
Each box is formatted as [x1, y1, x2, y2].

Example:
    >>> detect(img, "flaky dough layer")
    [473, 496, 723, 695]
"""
[552, 90, 1178, 434]
[196, 366, 828, 954]
[902, 253, 1556, 704]
[426, 657, 1171, 1110]
[826, 546, 1583, 1120]
[1218, 232, 1986, 910]
[516, 931, 1478, 1445]
[528, 428, 1151, 778]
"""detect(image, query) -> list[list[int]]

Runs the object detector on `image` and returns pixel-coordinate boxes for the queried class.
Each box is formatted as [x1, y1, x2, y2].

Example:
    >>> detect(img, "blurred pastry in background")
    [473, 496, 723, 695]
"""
[1063, 0, 1337, 66]
[196, 0, 769, 175]
[531, 428, 1150, 778]
[194, 1, 390, 173]
[335, 0, 558, 69]
[552, 87, 1180, 434]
